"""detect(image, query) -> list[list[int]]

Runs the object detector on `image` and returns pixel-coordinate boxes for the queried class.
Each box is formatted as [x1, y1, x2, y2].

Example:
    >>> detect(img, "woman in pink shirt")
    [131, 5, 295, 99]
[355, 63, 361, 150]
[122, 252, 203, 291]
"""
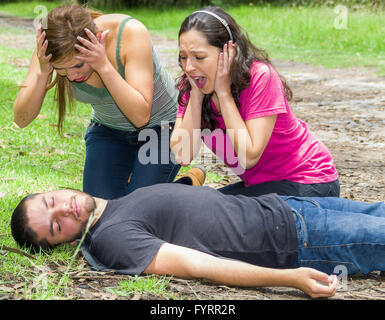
[170, 7, 339, 197]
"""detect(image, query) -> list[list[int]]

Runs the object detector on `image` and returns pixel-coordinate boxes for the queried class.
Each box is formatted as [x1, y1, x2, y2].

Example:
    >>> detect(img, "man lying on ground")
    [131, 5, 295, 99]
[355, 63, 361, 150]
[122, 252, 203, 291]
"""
[10, 183, 385, 298]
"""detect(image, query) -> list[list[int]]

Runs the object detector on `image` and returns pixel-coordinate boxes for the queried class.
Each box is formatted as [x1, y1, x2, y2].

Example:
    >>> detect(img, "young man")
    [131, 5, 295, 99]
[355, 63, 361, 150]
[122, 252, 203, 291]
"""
[11, 183, 385, 298]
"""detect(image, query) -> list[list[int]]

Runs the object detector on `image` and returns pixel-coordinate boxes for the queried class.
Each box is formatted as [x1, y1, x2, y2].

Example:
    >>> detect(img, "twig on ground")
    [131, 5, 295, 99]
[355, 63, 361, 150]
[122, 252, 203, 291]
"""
[0, 245, 35, 259]
[72, 274, 127, 281]
[186, 281, 201, 300]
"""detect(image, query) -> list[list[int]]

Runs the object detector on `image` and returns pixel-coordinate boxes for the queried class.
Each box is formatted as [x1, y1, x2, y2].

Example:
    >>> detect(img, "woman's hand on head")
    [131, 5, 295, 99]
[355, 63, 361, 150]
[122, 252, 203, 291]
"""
[36, 25, 53, 75]
[75, 28, 110, 74]
[214, 40, 236, 98]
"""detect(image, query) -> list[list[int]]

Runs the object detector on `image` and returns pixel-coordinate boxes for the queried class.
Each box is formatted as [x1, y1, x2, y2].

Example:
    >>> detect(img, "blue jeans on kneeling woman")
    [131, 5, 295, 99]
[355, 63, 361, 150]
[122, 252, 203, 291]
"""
[83, 121, 181, 200]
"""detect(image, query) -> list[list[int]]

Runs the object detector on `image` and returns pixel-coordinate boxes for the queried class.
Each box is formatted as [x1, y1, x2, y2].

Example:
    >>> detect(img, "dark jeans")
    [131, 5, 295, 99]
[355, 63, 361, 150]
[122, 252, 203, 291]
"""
[284, 196, 385, 275]
[218, 179, 340, 198]
[83, 121, 181, 199]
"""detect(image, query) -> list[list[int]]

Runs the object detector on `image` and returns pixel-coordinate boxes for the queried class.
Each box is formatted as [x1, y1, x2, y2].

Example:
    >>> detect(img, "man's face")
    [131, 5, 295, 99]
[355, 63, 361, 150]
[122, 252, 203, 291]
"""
[25, 189, 96, 246]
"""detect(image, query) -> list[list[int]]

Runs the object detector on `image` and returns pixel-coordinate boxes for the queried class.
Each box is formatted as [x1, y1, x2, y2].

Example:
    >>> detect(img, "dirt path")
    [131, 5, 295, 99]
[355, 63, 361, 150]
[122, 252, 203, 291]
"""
[1, 13, 385, 300]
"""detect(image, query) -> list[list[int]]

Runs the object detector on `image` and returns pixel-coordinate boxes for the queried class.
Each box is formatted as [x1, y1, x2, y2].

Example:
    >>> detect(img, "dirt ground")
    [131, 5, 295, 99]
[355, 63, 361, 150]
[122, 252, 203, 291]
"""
[1, 13, 385, 301]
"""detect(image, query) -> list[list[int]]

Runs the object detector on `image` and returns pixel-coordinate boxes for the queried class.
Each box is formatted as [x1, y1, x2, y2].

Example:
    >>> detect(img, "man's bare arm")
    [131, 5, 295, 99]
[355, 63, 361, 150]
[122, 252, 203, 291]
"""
[144, 243, 338, 298]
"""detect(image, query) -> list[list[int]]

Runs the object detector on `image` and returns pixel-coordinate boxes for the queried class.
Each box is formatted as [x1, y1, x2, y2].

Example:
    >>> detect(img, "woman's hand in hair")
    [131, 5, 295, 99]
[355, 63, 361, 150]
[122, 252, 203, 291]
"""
[214, 41, 236, 98]
[36, 25, 53, 75]
[75, 28, 110, 74]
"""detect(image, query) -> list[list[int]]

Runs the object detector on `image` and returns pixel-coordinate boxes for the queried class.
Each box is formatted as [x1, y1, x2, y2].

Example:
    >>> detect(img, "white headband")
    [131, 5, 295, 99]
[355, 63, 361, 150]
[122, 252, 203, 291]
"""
[193, 10, 234, 42]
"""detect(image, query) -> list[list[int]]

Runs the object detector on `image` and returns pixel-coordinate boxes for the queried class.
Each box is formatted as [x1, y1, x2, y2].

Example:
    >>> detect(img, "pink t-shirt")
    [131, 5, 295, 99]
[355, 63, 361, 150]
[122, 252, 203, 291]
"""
[177, 61, 338, 186]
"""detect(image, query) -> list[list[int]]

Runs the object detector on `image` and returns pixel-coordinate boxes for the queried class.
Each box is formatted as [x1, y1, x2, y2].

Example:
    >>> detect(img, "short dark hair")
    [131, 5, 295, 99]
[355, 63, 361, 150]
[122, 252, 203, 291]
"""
[10, 193, 53, 253]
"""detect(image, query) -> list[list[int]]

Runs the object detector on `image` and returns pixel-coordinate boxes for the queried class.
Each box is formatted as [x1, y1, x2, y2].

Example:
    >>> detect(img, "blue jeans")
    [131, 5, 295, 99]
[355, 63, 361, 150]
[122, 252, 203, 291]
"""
[83, 121, 181, 199]
[283, 196, 385, 275]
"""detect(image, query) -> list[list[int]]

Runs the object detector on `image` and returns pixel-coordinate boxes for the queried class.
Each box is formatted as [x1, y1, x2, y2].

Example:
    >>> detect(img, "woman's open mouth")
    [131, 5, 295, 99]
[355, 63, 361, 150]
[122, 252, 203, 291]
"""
[74, 77, 86, 82]
[193, 76, 207, 89]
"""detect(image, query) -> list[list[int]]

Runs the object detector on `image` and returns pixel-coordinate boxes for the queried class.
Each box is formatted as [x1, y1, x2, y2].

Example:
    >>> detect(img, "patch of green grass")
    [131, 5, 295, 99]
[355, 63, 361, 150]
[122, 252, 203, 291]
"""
[177, 165, 224, 184]
[106, 275, 172, 298]
[19, 272, 72, 300]
[0, 1, 64, 18]
[231, 5, 385, 72]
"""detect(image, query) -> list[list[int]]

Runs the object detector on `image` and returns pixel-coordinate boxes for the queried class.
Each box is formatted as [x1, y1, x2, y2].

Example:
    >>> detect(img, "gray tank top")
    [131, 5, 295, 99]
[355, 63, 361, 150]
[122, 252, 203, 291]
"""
[72, 16, 178, 131]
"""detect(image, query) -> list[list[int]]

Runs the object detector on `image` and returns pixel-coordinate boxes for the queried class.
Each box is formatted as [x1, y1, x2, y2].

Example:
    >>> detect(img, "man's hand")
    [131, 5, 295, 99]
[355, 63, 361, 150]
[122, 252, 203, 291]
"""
[146, 243, 339, 299]
[293, 267, 339, 298]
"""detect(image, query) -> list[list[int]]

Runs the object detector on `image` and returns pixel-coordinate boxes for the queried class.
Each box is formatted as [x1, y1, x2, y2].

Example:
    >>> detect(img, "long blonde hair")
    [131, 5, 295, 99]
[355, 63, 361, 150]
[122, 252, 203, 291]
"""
[44, 4, 102, 134]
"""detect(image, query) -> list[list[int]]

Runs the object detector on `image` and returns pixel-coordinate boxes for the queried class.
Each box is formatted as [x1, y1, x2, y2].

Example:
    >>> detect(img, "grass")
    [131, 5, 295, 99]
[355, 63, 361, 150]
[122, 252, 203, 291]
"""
[234, 5, 385, 72]
[106, 275, 172, 298]
[0, 1, 60, 18]
[0, 1, 384, 299]
[0, 2, 92, 297]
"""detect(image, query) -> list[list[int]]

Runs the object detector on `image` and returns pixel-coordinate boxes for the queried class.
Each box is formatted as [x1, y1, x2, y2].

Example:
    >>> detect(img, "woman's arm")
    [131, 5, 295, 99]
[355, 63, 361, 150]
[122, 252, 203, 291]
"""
[170, 78, 204, 166]
[145, 243, 338, 298]
[218, 93, 277, 170]
[13, 27, 53, 128]
[215, 42, 276, 170]
[76, 21, 154, 128]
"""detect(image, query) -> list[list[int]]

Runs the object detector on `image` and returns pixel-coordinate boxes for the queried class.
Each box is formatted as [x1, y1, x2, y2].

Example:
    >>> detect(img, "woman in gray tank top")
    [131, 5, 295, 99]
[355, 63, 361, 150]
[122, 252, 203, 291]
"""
[13, 4, 181, 199]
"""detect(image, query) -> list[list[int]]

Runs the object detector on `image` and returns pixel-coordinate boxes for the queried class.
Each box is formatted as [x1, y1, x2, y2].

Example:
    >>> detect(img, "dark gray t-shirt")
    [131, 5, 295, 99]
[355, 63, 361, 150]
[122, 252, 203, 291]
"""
[84, 184, 298, 275]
